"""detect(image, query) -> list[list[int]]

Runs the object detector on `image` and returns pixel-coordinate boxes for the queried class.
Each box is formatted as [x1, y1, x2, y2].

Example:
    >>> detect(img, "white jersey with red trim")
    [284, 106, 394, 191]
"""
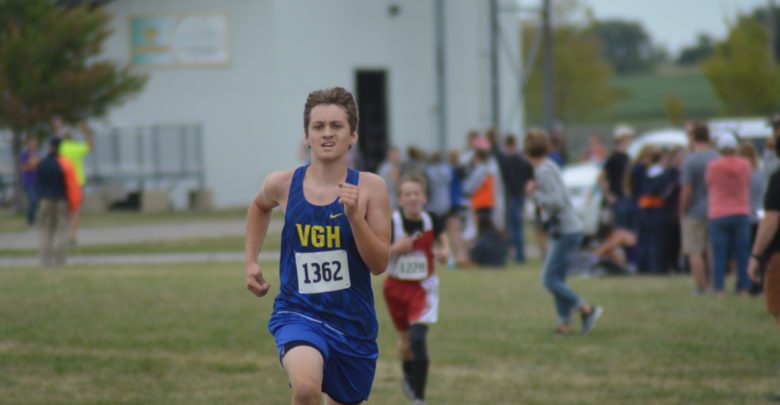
[387, 210, 436, 281]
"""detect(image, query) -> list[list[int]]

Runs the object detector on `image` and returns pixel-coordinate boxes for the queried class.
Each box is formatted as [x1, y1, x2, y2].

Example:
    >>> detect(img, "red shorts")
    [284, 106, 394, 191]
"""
[382, 275, 439, 332]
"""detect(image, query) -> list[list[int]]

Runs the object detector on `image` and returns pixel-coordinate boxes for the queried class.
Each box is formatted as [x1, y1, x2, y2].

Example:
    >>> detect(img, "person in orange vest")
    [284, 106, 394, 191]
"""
[463, 137, 495, 224]
[36, 137, 82, 267]
[636, 147, 677, 274]
[57, 119, 93, 245]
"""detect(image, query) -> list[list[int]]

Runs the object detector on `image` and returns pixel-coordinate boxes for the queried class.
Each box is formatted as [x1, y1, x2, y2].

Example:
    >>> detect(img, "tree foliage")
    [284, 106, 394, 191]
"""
[587, 19, 655, 74]
[0, 0, 146, 209]
[701, 17, 780, 115]
[523, 23, 621, 125]
[677, 34, 715, 66]
[0, 0, 146, 134]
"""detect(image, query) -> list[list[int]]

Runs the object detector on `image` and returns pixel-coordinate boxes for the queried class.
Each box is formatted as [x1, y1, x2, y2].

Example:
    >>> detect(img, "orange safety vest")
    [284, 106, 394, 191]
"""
[57, 157, 82, 212]
[471, 174, 495, 210]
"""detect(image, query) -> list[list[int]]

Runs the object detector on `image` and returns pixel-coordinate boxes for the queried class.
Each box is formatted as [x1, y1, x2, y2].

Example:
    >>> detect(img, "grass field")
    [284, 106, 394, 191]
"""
[1, 261, 777, 404]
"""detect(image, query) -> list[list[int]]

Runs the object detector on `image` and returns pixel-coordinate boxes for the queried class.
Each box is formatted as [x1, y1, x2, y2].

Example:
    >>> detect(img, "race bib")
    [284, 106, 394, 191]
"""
[295, 250, 351, 294]
[394, 252, 428, 281]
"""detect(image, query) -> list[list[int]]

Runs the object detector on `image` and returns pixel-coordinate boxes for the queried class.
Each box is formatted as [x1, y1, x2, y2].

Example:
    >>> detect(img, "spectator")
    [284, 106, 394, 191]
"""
[401, 146, 428, 180]
[425, 152, 453, 218]
[446, 149, 472, 267]
[378, 146, 402, 210]
[19, 135, 40, 226]
[548, 134, 565, 168]
[524, 128, 602, 335]
[663, 146, 685, 272]
[599, 125, 634, 229]
[459, 130, 481, 167]
[487, 131, 534, 263]
[748, 131, 780, 331]
[593, 224, 637, 269]
[763, 113, 780, 180]
[739, 142, 766, 295]
[468, 213, 508, 267]
[627, 145, 655, 206]
[706, 133, 752, 296]
[37, 137, 81, 267]
[57, 119, 93, 245]
[625, 145, 655, 266]
[680, 121, 719, 294]
[549, 124, 569, 167]
[636, 147, 676, 273]
[582, 134, 607, 163]
[462, 138, 495, 227]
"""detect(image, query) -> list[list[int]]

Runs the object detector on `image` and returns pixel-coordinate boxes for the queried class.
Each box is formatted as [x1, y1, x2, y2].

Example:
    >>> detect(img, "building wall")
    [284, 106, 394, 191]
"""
[102, 0, 518, 207]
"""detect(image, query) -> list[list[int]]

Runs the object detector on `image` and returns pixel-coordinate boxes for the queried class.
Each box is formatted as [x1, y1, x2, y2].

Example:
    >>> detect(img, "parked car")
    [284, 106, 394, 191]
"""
[561, 161, 602, 236]
[709, 117, 772, 153]
[626, 128, 687, 158]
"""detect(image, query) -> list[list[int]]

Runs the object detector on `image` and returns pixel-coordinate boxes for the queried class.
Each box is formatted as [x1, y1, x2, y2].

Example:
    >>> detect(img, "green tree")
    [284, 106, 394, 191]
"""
[587, 19, 655, 74]
[701, 17, 780, 115]
[677, 34, 715, 66]
[0, 0, 146, 206]
[523, 24, 621, 125]
[664, 95, 685, 125]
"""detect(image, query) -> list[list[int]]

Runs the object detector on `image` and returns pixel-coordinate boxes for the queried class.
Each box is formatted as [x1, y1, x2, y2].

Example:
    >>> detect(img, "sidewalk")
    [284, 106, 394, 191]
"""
[0, 251, 281, 267]
[0, 219, 281, 250]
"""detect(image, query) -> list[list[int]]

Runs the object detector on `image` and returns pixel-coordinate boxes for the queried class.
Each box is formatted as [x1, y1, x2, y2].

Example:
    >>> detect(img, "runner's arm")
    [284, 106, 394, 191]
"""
[349, 173, 391, 275]
[436, 232, 450, 264]
[80, 121, 94, 150]
[751, 211, 780, 259]
[245, 171, 287, 297]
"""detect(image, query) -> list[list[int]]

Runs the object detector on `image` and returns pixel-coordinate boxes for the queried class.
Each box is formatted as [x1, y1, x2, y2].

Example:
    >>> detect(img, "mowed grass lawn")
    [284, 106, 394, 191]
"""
[0, 262, 777, 404]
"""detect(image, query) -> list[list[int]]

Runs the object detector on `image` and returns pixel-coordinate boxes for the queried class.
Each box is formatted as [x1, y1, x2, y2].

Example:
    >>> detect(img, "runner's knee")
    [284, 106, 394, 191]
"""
[291, 380, 321, 405]
[398, 335, 412, 359]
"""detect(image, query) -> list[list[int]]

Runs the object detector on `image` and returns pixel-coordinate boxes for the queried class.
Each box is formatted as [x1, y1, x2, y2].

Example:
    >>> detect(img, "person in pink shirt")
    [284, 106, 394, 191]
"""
[705, 133, 752, 296]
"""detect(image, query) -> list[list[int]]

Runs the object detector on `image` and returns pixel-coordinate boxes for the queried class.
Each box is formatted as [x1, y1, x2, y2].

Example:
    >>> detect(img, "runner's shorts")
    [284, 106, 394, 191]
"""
[383, 274, 439, 331]
[269, 311, 377, 405]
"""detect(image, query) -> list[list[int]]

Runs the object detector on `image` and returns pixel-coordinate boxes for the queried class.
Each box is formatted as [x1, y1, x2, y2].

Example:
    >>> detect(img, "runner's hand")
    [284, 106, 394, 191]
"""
[436, 246, 450, 264]
[246, 262, 271, 297]
[395, 235, 414, 254]
[338, 182, 363, 220]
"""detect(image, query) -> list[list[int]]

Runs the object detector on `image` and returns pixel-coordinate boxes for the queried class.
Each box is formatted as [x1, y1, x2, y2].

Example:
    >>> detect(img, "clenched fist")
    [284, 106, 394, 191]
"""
[246, 262, 271, 297]
[338, 182, 365, 220]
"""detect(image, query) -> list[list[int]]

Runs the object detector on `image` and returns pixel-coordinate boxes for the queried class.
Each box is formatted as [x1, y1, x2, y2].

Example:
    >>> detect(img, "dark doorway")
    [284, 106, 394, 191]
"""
[355, 70, 388, 172]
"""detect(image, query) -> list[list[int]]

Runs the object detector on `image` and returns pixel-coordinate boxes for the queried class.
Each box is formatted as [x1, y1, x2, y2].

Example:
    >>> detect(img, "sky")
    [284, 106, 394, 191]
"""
[526, 0, 771, 54]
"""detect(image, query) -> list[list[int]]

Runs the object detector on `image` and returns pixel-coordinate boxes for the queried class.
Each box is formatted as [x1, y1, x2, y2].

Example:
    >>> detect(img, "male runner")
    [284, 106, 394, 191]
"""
[384, 176, 449, 405]
[244, 87, 391, 405]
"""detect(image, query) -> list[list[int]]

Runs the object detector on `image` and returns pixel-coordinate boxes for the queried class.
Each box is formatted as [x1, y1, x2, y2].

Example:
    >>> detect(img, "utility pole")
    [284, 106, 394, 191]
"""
[541, 0, 554, 133]
[489, 0, 500, 130]
[770, 0, 777, 65]
[434, 0, 447, 152]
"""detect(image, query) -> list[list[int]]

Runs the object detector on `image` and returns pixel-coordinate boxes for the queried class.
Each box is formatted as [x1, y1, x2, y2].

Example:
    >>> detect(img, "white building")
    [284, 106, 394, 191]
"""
[100, 0, 524, 207]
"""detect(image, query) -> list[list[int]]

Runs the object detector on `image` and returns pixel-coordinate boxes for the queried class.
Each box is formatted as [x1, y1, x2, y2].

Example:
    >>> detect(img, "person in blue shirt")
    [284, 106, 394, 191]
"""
[244, 87, 391, 405]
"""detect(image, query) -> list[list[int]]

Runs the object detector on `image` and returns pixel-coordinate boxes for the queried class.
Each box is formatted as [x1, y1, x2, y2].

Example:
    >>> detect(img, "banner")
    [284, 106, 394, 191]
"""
[131, 13, 230, 67]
